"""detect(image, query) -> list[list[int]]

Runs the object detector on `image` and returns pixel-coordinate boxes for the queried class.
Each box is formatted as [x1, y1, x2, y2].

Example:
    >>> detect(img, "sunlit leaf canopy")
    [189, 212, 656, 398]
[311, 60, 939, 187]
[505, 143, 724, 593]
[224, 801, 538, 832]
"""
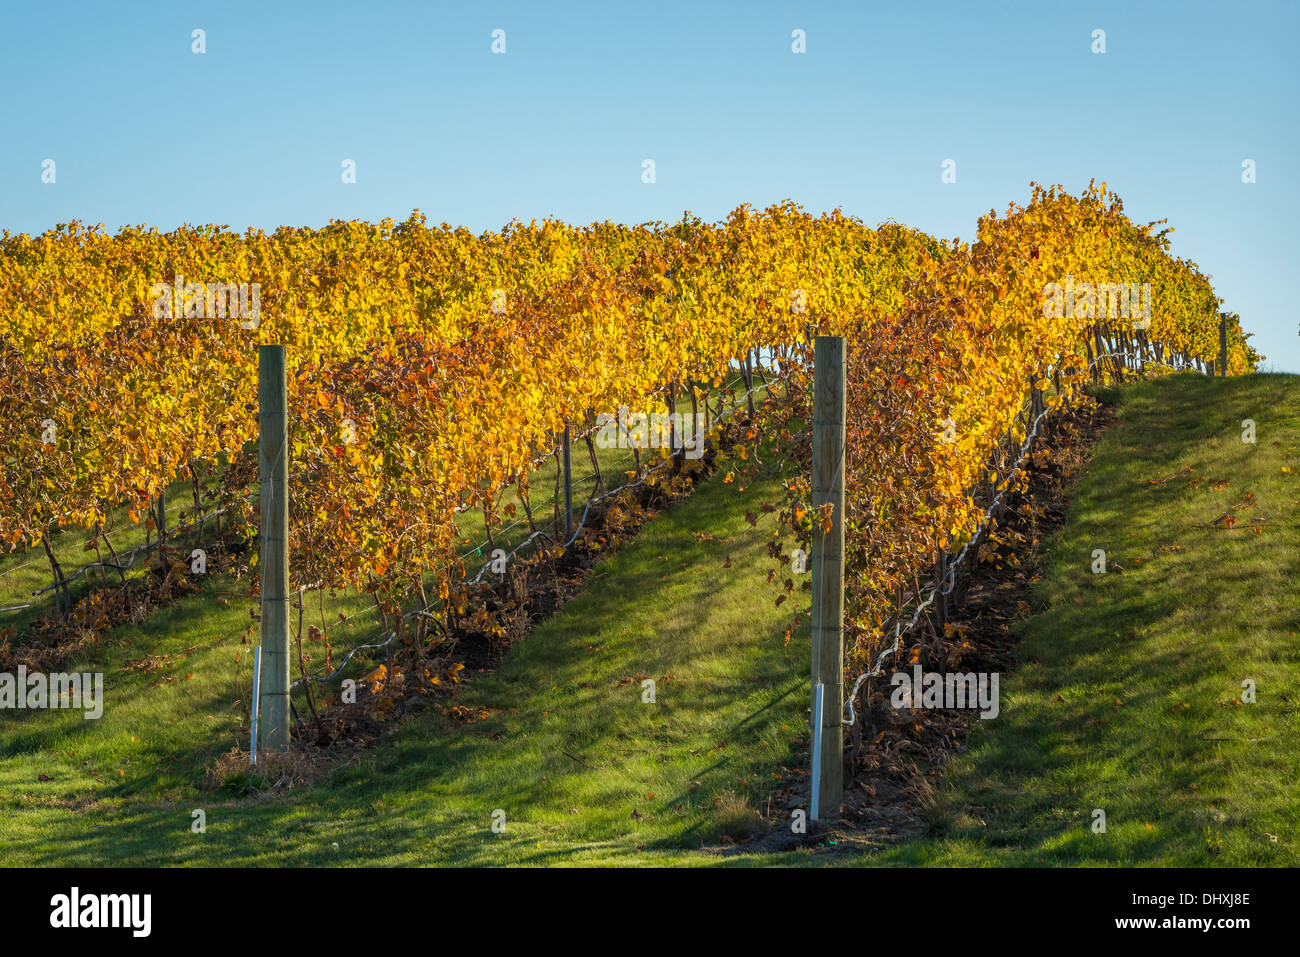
[0, 184, 1254, 623]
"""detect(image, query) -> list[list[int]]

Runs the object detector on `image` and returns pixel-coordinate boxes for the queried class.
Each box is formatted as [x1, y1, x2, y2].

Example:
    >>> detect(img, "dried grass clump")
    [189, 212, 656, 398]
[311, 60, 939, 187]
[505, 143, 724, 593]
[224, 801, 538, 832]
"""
[204, 745, 341, 796]
[708, 792, 767, 842]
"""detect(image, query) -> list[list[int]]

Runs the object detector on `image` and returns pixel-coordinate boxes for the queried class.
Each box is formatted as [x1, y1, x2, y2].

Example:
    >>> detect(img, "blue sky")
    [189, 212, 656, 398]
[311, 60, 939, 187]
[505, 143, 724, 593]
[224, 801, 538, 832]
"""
[2, 0, 1296, 369]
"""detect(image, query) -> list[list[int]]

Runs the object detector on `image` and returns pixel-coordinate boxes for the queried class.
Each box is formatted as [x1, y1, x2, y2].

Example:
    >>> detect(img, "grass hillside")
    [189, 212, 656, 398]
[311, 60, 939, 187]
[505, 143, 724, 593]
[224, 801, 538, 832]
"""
[1, 372, 1296, 866]
[0, 466, 805, 865]
[878, 372, 1299, 866]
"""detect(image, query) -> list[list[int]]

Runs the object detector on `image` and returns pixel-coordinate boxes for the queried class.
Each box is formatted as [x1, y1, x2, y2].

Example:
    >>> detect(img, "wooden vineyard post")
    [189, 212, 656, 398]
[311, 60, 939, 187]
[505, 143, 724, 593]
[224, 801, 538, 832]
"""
[1220, 316, 1228, 377]
[744, 352, 756, 419]
[153, 490, 167, 568]
[258, 344, 291, 752]
[811, 335, 846, 821]
[562, 424, 573, 538]
[934, 547, 948, 627]
[667, 389, 682, 471]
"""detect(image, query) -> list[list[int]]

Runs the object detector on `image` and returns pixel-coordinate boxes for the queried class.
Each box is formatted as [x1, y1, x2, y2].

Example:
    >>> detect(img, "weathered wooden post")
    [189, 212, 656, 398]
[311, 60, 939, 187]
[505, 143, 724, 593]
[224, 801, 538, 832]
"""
[1093, 325, 1104, 383]
[744, 351, 757, 419]
[934, 547, 948, 627]
[258, 344, 290, 751]
[811, 335, 846, 821]
[1220, 316, 1228, 377]
[562, 424, 573, 537]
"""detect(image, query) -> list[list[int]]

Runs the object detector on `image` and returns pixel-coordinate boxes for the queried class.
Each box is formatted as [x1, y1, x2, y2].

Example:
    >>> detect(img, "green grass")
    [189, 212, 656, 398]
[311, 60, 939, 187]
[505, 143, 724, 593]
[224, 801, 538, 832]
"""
[0, 457, 806, 865]
[848, 372, 1300, 866]
[2, 372, 1296, 866]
